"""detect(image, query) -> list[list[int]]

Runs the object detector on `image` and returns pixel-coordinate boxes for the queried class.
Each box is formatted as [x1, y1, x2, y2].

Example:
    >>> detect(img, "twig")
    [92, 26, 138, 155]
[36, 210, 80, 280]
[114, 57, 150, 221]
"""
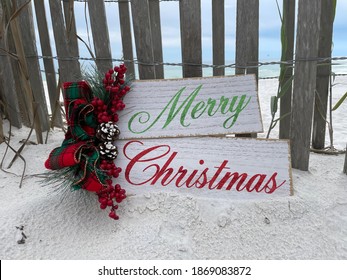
[7, 104, 38, 169]
[2, 139, 26, 188]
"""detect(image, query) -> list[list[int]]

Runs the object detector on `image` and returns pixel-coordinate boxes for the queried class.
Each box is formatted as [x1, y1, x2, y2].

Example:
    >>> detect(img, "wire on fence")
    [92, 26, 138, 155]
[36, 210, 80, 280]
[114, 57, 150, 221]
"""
[2, 53, 347, 79]
[9, 54, 347, 67]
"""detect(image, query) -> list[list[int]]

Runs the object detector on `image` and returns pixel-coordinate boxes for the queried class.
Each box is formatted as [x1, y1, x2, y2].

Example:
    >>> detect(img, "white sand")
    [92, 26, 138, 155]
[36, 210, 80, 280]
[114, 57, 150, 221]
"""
[0, 77, 346, 259]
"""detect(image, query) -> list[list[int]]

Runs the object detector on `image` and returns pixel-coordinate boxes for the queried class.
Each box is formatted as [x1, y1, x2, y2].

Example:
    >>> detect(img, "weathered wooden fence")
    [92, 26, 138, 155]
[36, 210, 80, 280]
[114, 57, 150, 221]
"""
[0, 0, 337, 171]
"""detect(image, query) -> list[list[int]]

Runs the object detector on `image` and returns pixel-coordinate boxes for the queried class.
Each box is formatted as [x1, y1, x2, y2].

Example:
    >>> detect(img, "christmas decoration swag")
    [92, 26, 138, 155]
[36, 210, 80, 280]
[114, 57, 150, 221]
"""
[45, 64, 131, 220]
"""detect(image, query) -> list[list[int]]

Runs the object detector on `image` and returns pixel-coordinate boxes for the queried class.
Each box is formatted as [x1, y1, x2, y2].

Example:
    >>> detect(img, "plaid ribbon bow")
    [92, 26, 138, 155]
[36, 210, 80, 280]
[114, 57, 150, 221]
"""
[45, 81, 107, 192]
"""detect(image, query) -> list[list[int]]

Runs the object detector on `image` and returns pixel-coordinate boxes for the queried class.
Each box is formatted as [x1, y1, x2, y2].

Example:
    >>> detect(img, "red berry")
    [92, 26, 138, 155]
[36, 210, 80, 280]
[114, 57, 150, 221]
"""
[101, 116, 109, 123]
[100, 203, 107, 210]
[109, 211, 116, 219]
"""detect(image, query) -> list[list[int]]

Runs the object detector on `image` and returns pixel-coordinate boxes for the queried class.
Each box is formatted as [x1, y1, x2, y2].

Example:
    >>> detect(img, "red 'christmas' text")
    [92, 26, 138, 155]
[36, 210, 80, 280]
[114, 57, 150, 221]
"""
[123, 141, 286, 194]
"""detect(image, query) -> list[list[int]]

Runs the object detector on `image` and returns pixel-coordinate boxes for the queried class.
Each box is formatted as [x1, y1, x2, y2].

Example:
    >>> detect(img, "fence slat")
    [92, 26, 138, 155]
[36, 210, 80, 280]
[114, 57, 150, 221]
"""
[63, 0, 80, 64]
[235, 0, 258, 138]
[0, 2, 22, 128]
[118, 0, 135, 78]
[312, 0, 335, 149]
[131, 0, 155, 79]
[235, 0, 259, 79]
[3, 0, 44, 143]
[17, 0, 49, 131]
[5, 14, 31, 127]
[49, 0, 81, 83]
[212, 0, 225, 76]
[148, 0, 164, 79]
[33, 0, 62, 127]
[2, 0, 31, 127]
[290, 0, 321, 171]
[279, 0, 295, 140]
[179, 0, 202, 78]
[88, 0, 113, 74]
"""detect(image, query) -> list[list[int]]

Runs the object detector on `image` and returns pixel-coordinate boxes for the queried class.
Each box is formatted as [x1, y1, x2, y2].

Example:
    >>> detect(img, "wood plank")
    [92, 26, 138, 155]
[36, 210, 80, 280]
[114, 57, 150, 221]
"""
[116, 137, 293, 199]
[0, 2, 22, 128]
[290, 0, 321, 171]
[16, 0, 49, 131]
[87, 0, 113, 74]
[3, 0, 43, 143]
[118, 0, 135, 78]
[235, 0, 259, 138]
[235, 0, 259, 79]
[212, 0, 225, 76]
[279, 0, 295, 140]
[130, 0, 155, 79]
[118, 75, 263, 139]
[62, 0, 80, 67]
[148, 0, 164, 79]
[49, 0, 81, 83]
[5, 14, 31, 127]
[33, 0, 62, 127]
[312, 0, 335, 149]
[179, 0, 202, 78]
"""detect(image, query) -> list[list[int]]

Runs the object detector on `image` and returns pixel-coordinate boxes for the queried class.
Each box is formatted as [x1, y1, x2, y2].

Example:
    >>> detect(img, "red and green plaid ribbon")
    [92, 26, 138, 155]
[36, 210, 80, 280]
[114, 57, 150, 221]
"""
[45, 81, 107, 192]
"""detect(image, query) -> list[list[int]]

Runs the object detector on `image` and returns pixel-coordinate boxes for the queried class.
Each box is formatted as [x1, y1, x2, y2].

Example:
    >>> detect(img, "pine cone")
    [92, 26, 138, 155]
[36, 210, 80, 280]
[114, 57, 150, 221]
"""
[99, 142, 118, 160]
[96, 121, 120, 142]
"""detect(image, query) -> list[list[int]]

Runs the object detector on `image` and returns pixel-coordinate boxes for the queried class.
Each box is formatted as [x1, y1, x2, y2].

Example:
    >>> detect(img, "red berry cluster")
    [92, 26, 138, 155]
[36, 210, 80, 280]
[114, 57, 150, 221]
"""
[94, 64, 131, 220]
[91, 64, 130, 124]
[97, 161, 126, 220]
[100, 160, 121, 178]
[98, 184, 126, 220]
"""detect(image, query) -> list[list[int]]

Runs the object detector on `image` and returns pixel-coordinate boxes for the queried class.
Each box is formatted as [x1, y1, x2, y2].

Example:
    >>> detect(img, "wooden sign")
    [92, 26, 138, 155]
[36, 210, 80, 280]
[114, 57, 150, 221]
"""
[118, 75, 263, 139]
[115, 137, 293, 198]
[113, 74, 293, 198]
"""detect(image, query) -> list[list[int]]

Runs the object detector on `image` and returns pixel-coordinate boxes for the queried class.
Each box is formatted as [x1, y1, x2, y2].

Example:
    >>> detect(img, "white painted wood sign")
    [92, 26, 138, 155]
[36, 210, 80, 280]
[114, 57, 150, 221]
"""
[115, 137, 293, 198]
[118, 75, 263, 139]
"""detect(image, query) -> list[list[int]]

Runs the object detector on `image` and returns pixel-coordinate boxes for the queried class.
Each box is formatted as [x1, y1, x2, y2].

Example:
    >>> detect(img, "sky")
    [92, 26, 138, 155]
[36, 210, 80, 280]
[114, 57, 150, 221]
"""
[35, 0, 347, 76]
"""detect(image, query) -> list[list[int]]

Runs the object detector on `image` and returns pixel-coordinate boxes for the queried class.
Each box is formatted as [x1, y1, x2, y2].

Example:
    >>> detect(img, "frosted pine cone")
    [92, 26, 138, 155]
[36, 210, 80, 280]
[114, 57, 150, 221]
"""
[96, 121, 120, 142]
[99, 142, 118, 160]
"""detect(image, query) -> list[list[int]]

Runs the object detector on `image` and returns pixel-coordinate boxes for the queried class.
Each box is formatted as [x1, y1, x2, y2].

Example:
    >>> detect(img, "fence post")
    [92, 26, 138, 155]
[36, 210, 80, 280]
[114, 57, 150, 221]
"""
[131, 0, 156, 79]
[290, 0, 321, 171]
[118, 0, 135, 79]
[235, 0, 259, 79]
[212, 0, 225, 77]
[49, 0, 81, 83]
[312, 0, 335, 149]
[88, 0, 113, 74]
[179, 0, 202, 78]
[279, 0, 295, 140]
[33, 0, 62, 128]
[0, 2, 22, 128]
[235, 0, 258, 138]
[62, 0, 80, 67]
[17, 0, 49, 132]
[149, 0, 164, 79]
[3, 0, 44, 143]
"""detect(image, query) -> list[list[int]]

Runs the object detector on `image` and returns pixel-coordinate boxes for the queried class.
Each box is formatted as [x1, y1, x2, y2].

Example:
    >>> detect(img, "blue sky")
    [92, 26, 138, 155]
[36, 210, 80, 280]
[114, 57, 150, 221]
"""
[38, 0, 347, 70]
